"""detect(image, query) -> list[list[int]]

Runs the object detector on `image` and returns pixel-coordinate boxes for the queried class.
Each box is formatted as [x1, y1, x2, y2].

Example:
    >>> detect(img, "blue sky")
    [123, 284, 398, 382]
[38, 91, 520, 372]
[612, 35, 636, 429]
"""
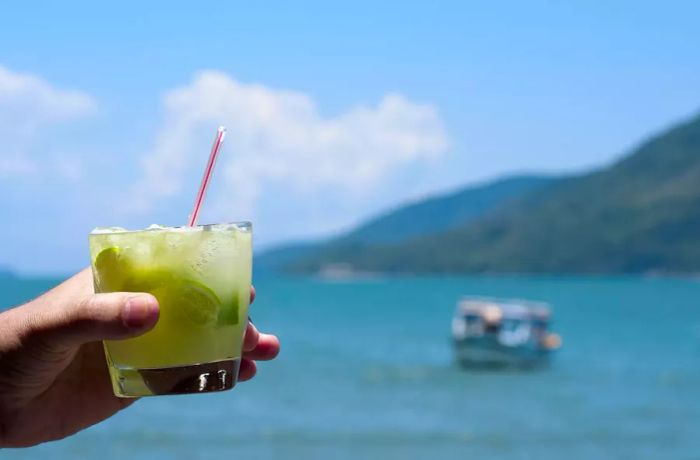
[1, 1, 700, 274]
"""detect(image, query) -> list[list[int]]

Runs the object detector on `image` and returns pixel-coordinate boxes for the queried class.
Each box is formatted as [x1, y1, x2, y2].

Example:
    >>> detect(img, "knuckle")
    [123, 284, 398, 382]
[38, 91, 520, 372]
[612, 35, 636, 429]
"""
[77, 295, 118, 323]
[77, 296, 101, 321]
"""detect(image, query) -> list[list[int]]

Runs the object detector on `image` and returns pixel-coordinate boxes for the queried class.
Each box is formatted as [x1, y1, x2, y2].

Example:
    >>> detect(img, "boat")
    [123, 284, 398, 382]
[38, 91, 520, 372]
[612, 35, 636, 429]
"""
[451, 297, 562, 369]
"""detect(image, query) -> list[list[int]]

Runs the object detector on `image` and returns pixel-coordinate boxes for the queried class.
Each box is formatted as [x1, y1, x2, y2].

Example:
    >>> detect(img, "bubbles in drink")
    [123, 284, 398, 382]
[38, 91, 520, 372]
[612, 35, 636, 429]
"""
[190, 233, 220, 274]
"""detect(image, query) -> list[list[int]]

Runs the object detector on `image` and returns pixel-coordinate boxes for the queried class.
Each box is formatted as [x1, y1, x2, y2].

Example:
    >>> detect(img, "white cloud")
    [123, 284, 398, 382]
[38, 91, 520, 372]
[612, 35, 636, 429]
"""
[125, 71, 449, 229]
[0, 65, 96, 122]
[0, 65, 97, 180]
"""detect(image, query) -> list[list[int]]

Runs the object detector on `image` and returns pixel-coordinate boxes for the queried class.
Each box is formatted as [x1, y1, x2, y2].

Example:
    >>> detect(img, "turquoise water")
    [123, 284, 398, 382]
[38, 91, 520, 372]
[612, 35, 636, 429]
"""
[3, 274, 700, 459]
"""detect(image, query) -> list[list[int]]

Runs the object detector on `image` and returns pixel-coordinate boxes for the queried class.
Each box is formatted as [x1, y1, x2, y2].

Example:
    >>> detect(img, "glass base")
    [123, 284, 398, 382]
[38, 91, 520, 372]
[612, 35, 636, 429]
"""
[109, 359, 240, 397]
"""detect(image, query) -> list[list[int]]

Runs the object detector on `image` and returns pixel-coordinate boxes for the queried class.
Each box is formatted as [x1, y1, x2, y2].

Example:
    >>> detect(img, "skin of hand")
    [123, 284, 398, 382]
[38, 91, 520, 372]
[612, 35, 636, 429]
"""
[0, 268, 280, 448]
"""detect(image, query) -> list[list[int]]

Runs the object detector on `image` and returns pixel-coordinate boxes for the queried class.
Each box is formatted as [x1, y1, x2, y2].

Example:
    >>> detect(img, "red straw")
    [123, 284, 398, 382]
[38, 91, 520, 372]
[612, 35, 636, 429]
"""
[187, 126, 227, 227]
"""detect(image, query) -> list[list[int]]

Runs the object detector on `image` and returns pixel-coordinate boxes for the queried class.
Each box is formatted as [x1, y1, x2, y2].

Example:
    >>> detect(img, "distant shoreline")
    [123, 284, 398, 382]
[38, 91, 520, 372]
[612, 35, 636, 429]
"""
[5, 269, 700, 283]
[271, 270, 700, 283]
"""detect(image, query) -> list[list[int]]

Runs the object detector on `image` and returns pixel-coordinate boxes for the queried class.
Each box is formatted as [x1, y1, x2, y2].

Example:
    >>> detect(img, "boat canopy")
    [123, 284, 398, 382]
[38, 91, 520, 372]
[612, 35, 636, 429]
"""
[456, 297, 550, 322]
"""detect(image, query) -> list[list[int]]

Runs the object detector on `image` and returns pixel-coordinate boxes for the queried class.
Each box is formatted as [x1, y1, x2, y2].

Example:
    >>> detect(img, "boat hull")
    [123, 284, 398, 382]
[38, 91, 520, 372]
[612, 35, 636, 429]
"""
[453, 337, 552, 370]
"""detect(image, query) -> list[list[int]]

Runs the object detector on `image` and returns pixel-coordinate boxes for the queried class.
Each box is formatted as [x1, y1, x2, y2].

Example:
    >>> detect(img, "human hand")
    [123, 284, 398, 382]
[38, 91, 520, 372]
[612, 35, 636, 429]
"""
[0, 269, 279, 447]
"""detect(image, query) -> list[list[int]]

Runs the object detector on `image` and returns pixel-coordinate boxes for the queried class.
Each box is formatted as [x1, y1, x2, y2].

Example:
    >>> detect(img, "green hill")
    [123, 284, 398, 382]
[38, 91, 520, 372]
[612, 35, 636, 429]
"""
[337, 175, 557, 245]
[255, 242, 320, 274]
[288, 111, 700, 274]
[256, 175, 556, 273]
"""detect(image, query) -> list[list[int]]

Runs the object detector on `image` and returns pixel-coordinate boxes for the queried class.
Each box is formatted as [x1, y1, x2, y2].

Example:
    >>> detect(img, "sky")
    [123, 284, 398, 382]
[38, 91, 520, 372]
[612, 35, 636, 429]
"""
[1, 0, 700, 274]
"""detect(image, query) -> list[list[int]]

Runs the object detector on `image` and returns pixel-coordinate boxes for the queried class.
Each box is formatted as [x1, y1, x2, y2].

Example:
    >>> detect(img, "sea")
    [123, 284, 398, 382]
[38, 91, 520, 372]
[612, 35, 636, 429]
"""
[2, 274, 700, 459]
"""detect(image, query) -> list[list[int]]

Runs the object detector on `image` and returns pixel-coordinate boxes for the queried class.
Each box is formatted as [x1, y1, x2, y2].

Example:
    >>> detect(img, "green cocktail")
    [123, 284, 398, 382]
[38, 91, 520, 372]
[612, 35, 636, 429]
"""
[89, 222, 252, 397]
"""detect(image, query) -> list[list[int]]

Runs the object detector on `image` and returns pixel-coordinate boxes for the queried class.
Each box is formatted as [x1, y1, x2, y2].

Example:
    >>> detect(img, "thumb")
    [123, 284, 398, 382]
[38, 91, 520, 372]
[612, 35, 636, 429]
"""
[38, 292, 160, 348]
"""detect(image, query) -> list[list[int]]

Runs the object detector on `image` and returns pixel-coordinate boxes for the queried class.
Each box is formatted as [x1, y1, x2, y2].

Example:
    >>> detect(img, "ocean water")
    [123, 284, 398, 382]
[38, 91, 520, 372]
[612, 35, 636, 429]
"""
[2, 274, 700, 459]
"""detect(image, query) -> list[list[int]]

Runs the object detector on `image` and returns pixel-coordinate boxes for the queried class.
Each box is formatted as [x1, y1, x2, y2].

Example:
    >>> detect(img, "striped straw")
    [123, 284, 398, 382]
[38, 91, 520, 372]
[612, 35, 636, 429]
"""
[187, 126, 227, 227]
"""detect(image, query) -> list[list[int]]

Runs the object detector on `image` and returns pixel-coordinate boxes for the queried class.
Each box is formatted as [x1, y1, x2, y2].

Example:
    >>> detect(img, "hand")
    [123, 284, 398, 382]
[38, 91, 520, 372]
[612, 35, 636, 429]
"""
[0, 269, 280, 447]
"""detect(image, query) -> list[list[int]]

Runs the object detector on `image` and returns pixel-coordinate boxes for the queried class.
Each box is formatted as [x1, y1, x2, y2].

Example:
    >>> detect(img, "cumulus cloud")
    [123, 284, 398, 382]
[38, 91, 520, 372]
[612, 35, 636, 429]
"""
[125, 71, 449, 227]
[0, 65, 96, 180]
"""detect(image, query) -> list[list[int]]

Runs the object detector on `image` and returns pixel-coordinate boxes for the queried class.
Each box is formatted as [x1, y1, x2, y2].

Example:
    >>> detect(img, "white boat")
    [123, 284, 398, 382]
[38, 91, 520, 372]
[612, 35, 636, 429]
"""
[452, 297, 562, 369]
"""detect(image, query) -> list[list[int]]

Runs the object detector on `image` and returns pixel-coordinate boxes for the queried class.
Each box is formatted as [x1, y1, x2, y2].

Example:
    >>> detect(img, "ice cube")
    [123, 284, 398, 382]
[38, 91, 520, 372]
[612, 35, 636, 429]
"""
[91, 226, 127, 234]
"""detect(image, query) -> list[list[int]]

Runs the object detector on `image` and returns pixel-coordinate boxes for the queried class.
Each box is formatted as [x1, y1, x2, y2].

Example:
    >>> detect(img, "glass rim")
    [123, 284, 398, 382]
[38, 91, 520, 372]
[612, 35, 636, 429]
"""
[89, 221, 252, 236]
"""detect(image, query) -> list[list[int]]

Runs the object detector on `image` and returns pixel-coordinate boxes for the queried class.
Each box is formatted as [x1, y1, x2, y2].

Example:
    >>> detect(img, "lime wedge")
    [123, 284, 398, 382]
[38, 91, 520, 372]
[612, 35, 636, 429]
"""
[95, 246, 121, 271]
[94, 247, 130, 291]
[218, 294, 240, 326]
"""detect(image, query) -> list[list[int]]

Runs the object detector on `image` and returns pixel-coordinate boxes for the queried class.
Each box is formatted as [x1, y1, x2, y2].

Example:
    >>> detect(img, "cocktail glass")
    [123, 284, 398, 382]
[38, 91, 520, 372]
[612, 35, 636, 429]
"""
[89, 222, 252, 397]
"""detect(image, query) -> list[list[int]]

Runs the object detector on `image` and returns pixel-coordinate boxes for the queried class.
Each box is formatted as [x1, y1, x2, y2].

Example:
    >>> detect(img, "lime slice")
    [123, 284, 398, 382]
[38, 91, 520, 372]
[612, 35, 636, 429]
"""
[153, 279, 222, 327]
[177, 281, 222, 326]
[98, 257, 228, 328]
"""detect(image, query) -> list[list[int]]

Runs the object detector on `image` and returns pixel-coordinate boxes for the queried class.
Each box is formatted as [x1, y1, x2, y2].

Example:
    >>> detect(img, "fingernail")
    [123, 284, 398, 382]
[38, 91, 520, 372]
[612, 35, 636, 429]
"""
[123, 295, 157, 328]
